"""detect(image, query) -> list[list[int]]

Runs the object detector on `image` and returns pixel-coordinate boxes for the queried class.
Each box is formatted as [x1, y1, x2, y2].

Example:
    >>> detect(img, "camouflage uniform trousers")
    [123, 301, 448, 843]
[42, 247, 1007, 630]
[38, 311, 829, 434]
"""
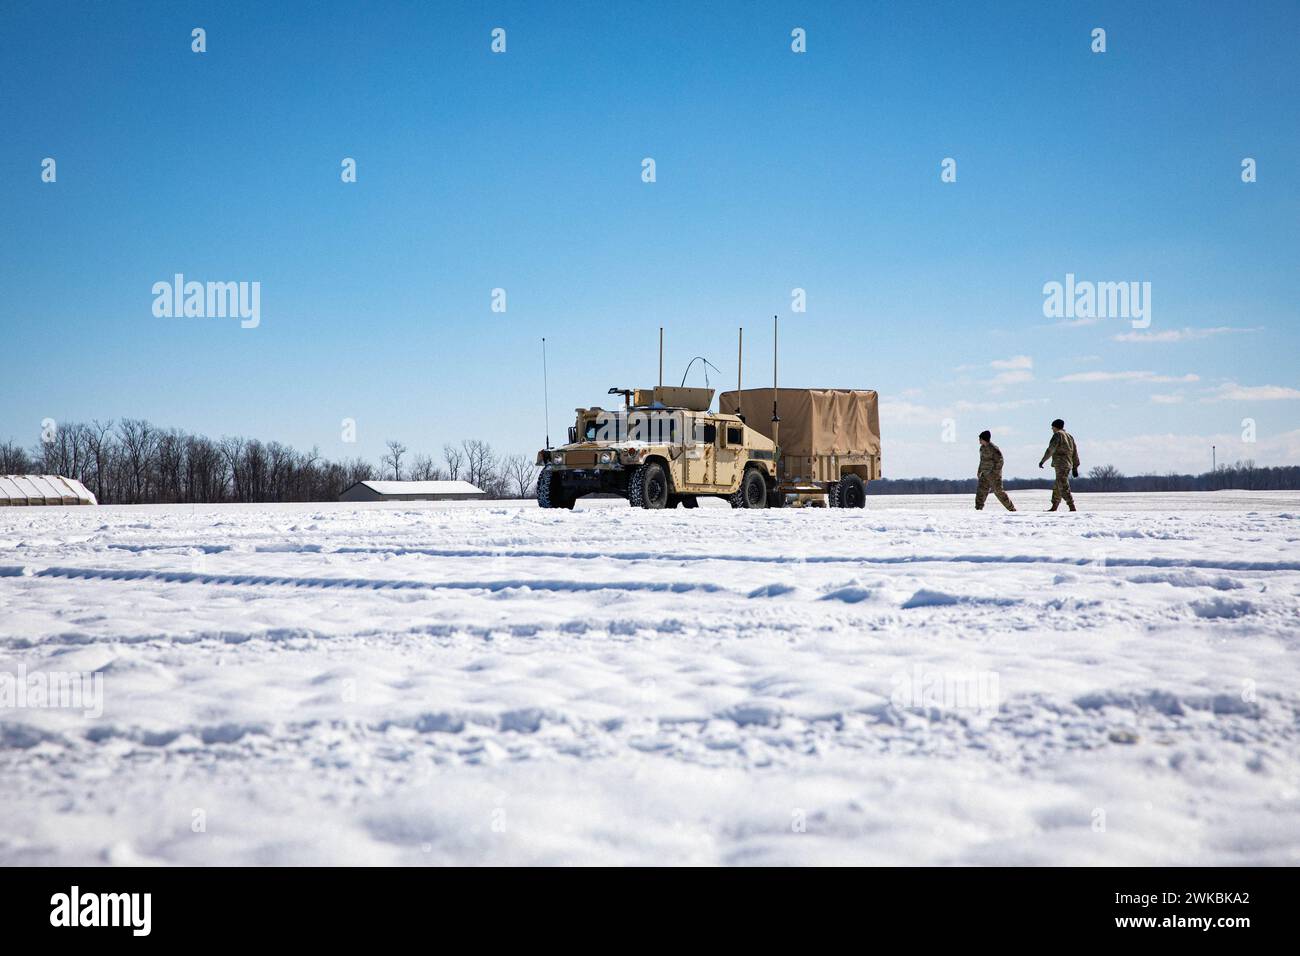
[975, 472, 1015, 510]
[1050, 461, 1076, 509]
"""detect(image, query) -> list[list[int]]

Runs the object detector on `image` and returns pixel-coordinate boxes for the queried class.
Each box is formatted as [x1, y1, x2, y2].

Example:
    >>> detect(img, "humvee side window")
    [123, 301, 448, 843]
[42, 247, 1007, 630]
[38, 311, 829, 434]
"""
[726, 427, 742, 445]
[702, 423, 717, 444]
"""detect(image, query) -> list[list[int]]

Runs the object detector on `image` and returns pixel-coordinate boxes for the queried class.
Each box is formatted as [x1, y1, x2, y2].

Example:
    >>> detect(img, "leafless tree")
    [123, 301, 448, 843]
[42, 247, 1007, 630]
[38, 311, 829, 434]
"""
[0, 440, 33, 473]
[117, 419, 157, 504]
[442, 443, 464, 481]
[85, 420, 115, 502]
[154, 429, 185, 502]
[462, 439, 496, 490]
[242, 439, 268, 501]
[408, 454, 444, 481]
[266, 441, 295, 501]
[501, 454, 536, 499]
[220, 436, 247, 501]
[345, 457, 376, 486]
[382, 440, 407, 480]
[1086, 464, 1124, 493]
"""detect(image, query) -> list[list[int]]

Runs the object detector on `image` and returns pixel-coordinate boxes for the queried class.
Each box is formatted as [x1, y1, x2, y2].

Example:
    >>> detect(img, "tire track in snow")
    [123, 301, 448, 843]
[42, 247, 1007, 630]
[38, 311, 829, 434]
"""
[0, 565, 729, 595]
[295, 545, 1300, 573]
[49, 538, 1300, 574]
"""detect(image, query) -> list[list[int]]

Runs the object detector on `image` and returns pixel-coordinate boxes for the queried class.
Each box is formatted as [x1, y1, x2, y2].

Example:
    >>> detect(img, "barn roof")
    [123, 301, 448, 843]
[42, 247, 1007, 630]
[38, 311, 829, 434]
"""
[350, 480, 486, 496]
[0, 475, 98, 505]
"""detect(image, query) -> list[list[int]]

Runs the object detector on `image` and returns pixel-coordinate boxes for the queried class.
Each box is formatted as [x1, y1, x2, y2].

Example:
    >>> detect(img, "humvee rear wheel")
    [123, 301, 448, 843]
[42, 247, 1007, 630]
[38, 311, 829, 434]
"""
[629, 462, 670, 509]
[837, 473, 867, 509]
[730, 468, 768, 509]
[537, 466, 576, 510]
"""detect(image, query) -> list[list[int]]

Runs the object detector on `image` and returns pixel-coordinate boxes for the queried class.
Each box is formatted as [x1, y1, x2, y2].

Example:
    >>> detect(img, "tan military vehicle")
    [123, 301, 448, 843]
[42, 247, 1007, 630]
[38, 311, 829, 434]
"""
[536, 384, 880, 510]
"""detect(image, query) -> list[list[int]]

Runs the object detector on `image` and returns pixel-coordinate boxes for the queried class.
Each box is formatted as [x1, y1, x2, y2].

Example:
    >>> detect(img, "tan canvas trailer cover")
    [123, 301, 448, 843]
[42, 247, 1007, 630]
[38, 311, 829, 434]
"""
[719, 388, 881, 485]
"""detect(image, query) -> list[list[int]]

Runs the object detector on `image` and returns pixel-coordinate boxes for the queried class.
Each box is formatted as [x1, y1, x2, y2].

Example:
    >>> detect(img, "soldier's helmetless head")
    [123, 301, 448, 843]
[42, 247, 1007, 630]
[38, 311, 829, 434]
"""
[979, 430, 991, 443]
[1051, 419, 1065, 430]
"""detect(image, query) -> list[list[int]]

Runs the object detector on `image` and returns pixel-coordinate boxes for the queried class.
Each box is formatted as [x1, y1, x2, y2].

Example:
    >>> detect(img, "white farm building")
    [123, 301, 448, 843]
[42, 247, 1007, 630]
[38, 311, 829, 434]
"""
[338, 480, 487, 503]
[0, 475, 98, 506]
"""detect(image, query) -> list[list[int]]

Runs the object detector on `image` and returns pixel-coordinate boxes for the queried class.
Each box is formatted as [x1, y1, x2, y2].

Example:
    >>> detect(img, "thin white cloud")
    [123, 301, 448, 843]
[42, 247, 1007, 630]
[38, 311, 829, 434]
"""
[1202, 383, 1300, 402]
[988, 369, 1033, 389]
[953, 398, 1047, 413]
[881, 396, 1047, 425]
[880, 401, 943, 425]
[1150, 393, 1185, 404]
[1058, 371, 1200, 384]
[949, 356, 1037, 393]
[983, 356, 1033, 392]
[1113, 326, 1261, 343]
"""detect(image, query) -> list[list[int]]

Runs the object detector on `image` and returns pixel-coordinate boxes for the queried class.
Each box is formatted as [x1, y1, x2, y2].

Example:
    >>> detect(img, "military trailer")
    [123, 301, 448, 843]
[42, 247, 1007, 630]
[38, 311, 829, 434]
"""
[535, 383, 880, 510]
[721, 388, 881, 507]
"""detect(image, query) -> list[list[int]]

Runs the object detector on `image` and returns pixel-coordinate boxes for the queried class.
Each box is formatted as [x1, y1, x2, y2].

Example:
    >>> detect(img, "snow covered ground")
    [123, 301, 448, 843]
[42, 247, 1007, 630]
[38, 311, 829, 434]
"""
[2, 491, 1298, 865]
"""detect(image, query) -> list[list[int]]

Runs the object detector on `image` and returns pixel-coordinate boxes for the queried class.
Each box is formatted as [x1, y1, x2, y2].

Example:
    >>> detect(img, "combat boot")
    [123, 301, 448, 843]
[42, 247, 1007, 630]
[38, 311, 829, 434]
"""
[1047, 503, 1059, 512]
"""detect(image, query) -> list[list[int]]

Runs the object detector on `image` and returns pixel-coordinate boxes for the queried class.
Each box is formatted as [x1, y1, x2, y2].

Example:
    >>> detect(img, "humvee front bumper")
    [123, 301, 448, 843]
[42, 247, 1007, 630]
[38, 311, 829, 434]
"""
[536, 448, 650, 468]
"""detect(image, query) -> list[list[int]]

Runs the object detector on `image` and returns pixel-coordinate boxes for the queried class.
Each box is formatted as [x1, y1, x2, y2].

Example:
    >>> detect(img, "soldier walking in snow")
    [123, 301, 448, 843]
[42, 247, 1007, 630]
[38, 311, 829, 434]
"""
[1039, 418, 1080, 511]
[975, 430, 1016, 511]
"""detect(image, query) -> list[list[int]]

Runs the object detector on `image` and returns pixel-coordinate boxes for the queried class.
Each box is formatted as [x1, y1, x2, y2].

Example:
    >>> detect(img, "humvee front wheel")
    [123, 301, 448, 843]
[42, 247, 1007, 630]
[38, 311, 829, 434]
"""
[629, 462, 670, 509]
[730, 468, 768, 509]
[537, 466, 576, 510]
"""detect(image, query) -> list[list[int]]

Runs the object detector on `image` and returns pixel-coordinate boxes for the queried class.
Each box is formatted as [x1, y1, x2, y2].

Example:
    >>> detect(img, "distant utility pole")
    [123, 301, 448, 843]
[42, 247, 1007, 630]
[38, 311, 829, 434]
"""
[1212, 445, 1216, 472]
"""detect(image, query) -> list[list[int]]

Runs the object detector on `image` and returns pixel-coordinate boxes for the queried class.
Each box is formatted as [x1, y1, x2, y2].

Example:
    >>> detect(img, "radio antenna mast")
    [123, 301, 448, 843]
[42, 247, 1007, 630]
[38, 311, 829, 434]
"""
[542, 337, 552, 449]
[736, 327, 743, 414]
[659, 327, 664, 388]
[771, 315, 780, 450]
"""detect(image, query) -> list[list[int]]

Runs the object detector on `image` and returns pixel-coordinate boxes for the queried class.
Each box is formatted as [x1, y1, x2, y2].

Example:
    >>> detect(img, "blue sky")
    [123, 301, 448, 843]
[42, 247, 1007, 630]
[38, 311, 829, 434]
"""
[2, 0, 1297, 478]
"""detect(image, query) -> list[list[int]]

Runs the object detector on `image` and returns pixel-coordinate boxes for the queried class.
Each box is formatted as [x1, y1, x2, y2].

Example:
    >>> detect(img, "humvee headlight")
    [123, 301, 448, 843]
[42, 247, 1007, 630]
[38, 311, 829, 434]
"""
[600, 451, 613, 464]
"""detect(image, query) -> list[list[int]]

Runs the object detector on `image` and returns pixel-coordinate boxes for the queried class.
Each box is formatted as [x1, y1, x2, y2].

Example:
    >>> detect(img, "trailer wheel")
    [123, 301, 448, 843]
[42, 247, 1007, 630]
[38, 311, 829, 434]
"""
[537, 466, 576, 509]
[730, 468, 768, 509]
[629, 462, 670, 509]
[837, 473, 866, 509]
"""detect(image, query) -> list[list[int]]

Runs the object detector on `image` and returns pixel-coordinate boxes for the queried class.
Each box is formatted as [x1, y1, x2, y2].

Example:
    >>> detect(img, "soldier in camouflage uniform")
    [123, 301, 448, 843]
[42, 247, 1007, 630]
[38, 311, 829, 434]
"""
[975, 430, 1016, 511]
[1038, 418, 1080, 511]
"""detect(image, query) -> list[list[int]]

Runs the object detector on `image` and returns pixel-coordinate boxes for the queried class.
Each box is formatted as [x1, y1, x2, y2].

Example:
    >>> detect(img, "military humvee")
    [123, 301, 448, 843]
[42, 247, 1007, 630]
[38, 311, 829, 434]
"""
[536, 384, 881, 510]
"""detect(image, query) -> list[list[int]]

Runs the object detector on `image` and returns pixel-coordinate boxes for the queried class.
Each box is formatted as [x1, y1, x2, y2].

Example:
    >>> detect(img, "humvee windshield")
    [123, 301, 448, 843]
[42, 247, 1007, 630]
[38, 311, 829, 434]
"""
[581, 411, 682, 444]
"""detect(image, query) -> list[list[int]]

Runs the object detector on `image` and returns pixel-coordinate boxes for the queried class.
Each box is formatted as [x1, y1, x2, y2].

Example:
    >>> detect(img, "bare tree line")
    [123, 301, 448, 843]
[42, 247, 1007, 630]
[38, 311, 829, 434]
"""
[0, 420, 537, 504]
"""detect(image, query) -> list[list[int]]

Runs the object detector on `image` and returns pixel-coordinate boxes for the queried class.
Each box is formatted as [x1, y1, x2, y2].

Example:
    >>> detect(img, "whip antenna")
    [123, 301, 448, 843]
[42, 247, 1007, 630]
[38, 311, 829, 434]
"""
[736, 327, 743, 414]
[542, 337, 551, 449]
[771, 315, 780, 450]
[680, 356, 721, 389]
[659, 327, 664, 388]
